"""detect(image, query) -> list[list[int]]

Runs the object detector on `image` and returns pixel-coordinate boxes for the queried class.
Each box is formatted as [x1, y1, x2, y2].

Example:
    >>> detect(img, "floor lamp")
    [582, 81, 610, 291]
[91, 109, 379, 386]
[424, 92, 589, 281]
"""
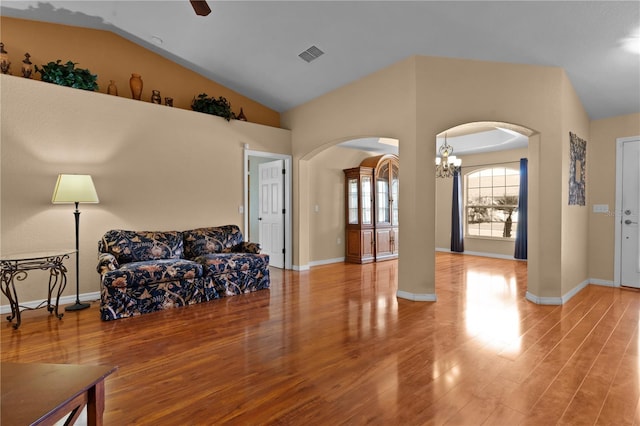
[52, 174, 99, 311]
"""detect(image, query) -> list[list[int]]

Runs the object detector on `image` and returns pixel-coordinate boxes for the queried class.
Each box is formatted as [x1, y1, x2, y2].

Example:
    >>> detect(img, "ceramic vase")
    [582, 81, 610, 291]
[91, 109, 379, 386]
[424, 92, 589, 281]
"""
[151, 90, 161, 104]
[0, 43, 11, 74]
[107, 80, 118, 96]
[236, 108, 247, 121]
[129, 73, 143, 100]
[21, 53, 32, 79]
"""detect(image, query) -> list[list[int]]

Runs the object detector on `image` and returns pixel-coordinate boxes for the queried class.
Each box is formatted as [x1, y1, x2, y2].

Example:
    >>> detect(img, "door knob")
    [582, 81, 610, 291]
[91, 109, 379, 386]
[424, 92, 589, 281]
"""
[624, 219, 638, 225]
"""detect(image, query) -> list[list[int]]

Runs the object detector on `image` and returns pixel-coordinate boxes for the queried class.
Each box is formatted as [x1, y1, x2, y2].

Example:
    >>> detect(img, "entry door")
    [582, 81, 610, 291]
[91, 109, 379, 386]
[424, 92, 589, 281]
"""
[621, 140, 640, 288]
[258, 160, 285, 268]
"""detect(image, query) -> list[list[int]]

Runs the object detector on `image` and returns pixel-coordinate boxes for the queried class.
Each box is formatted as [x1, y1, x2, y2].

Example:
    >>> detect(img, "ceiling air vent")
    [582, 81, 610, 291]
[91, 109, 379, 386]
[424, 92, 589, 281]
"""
[298, 45, 324, 63]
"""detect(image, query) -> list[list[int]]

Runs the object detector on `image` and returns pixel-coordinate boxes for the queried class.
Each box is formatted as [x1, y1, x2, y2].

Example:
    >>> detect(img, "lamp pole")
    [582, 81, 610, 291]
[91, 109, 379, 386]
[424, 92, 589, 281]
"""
[65, 201, 90, 311]
[52, 174, 99, 311]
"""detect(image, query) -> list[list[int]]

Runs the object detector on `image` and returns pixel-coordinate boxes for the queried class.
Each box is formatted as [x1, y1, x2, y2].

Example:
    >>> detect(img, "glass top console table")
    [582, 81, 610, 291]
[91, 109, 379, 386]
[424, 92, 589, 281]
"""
[0, 250, 75, 329]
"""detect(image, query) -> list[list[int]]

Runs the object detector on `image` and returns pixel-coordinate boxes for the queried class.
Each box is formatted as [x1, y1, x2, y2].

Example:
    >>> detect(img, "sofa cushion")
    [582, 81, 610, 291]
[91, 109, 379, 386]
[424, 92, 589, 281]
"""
[197, 253, 269, 275]
[99, 230, 184, 264]
[221, 242, 261, 254]
[102, 258, 203, 288]
[183, 225, 244, 258]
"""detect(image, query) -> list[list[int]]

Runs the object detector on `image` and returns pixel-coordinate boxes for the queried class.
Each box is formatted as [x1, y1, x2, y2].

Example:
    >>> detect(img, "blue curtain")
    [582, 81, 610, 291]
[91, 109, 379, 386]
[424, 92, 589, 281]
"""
[451, 170, 464, 252]
[514, 158, 528, 259]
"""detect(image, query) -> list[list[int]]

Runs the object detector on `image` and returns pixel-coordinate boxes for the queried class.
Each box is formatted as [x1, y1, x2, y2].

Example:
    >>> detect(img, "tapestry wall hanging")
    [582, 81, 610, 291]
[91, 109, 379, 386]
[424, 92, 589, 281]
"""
[568, 132, 587, 206]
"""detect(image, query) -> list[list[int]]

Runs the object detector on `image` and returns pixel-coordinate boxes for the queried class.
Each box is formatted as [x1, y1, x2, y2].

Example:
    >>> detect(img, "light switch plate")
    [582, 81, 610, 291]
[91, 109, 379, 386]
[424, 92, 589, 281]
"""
[592, 204, 609, 213]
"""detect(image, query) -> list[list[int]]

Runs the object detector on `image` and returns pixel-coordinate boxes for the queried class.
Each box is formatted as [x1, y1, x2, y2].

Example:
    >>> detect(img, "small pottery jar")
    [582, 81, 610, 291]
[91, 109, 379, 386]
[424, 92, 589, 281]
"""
[107, 80, 118, 96]
[164, 97, 173, 107]
[151, 90, 161, 104]
[236, 108, 247, 121]
[0, 43, 11, 74]
[21, 52, 32, 79]
[129, 73, 143, 100]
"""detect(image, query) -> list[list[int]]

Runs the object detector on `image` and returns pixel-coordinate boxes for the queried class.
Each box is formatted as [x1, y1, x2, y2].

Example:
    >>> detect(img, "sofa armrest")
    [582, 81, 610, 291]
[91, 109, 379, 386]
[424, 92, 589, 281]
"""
[97, 253, 119, 275]
[222, 242, 262, 254]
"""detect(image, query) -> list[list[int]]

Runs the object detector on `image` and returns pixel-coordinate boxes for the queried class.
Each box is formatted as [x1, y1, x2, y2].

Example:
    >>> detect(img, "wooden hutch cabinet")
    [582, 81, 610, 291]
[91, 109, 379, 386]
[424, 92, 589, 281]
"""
[343, 154, 399, 263]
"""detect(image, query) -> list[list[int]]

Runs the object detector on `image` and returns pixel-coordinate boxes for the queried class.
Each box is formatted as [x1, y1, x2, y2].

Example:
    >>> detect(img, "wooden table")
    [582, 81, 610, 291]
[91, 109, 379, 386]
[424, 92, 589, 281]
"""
[1, 363, 117, 426]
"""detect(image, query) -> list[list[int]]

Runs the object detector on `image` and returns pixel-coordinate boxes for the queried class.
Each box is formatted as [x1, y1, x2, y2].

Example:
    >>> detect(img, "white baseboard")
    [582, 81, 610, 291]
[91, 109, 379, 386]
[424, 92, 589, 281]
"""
[526, 279, 591, 305]
[435, 247, 525, 261]
[0, 292, 100, 315]
[309, 257, 345, 267]
[562, 279, 590, 303]
[396, 290, 437, 302]
[292, 264, 310, 271]
[589, 278, 616, 287]
[525, 292, 562, 305]
[1, 276, 615, 314]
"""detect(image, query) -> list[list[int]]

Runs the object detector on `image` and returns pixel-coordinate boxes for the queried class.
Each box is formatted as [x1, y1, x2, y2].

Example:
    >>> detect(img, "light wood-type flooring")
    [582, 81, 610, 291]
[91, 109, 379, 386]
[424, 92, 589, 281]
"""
[2, 253, 639, 425]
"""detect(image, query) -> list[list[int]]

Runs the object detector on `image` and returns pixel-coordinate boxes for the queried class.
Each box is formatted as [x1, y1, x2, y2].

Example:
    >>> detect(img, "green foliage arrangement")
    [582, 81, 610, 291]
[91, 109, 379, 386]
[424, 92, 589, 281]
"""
[35, 60, 98, 91]
[191, 93, 234, 121]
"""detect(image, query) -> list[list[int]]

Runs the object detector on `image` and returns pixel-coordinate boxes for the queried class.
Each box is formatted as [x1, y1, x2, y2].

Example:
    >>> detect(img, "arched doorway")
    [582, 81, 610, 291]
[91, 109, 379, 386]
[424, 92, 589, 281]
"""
[302, 136, 400, 268]
[431, 121, 538, 297]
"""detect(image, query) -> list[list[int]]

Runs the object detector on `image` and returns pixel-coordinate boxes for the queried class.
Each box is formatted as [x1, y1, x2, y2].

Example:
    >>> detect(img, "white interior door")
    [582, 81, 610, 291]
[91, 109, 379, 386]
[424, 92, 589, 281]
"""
[621, 140, 640, 288]
[258, 160, 285, 268]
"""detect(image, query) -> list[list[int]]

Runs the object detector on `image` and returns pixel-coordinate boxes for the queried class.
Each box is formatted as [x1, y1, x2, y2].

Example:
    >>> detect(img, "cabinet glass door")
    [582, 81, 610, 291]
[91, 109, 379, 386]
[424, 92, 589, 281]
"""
[391, 163, 399, 225]
[377, 163, 390, 224]
[362, 176, 372, 225]
[348, 178, 359, 224]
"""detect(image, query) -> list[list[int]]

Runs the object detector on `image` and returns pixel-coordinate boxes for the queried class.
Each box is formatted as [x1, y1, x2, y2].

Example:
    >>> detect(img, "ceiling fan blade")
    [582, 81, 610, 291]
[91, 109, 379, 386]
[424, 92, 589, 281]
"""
[190, 0, 211, 16]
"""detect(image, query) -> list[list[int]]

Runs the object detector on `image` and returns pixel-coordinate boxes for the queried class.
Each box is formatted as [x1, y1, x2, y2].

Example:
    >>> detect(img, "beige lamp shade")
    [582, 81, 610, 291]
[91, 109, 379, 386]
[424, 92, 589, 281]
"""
[51, 174, 99, 203]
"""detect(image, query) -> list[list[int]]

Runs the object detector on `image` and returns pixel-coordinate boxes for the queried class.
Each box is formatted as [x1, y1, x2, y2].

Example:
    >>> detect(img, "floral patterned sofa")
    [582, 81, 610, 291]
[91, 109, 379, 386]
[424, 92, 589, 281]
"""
[97, 225, 270, 321]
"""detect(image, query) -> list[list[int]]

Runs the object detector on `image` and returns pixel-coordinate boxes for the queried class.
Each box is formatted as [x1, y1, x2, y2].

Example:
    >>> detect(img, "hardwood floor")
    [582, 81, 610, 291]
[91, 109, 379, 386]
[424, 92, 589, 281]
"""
[2, 253, 639, 425]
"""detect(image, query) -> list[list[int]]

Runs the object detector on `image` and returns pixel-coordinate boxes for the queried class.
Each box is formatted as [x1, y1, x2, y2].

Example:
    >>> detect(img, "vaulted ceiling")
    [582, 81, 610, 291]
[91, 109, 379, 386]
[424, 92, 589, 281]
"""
[3, 1, 639, 121]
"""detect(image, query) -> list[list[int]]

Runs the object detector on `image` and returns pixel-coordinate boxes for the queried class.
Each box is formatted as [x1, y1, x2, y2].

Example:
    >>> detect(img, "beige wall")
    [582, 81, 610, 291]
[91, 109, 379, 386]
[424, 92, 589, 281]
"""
[0, 75, 291, 304]
[588, 113, 640, 281]
[308, 146, 372, 263]
[308, 143, 528, 263]
[0, 17, 280, 127]
[283, 54, 578, 299]
[417, 56, 564, 299]
[435, 148, 528, 256]
[559, 73, 591, 295]
[283, 57, 416, 273]
[2, 15, 635, 305]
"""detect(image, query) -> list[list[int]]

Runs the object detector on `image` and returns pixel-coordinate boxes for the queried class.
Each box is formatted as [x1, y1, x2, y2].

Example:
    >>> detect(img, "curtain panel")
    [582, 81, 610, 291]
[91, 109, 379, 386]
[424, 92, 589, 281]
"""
[514, 158, 528, 259]
[451, 170, 464, 253]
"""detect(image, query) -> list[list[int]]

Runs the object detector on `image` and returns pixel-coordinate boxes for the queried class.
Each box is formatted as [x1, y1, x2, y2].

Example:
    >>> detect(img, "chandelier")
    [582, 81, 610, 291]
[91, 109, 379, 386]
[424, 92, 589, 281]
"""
[435, 134, 462, 178]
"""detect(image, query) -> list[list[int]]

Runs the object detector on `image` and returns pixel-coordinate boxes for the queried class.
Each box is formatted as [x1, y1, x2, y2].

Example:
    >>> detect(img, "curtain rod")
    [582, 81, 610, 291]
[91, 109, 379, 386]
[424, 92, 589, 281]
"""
[460, 160, 522, 169]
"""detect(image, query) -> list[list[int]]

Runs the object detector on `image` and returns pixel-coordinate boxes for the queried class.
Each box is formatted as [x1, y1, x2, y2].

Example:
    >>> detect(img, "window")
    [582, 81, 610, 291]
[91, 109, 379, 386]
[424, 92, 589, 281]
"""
[465, 167, 519, 239]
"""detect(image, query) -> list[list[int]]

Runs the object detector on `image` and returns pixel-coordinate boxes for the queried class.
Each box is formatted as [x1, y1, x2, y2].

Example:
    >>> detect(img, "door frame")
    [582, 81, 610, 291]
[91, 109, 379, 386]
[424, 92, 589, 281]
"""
[614, 135, 640, 286]
[243, 148, 293, 270]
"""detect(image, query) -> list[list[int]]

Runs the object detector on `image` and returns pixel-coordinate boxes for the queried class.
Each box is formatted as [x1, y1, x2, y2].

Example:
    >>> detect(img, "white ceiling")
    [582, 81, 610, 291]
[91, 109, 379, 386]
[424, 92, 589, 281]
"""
[338, 128, 528, 156]
[438, 128, 528, 155]
[2, 1, 639, 122]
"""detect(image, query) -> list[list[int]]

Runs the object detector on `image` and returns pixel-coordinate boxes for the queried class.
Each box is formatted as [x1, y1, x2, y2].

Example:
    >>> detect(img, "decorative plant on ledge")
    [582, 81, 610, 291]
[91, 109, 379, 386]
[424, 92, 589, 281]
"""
[191, 93, 234, 121]
[35, 60, 98, 91]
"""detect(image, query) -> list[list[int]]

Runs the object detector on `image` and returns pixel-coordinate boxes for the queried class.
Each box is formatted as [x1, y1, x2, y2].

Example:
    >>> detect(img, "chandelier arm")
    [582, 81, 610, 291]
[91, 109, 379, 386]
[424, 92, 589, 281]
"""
[435, 134, 461, 178]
